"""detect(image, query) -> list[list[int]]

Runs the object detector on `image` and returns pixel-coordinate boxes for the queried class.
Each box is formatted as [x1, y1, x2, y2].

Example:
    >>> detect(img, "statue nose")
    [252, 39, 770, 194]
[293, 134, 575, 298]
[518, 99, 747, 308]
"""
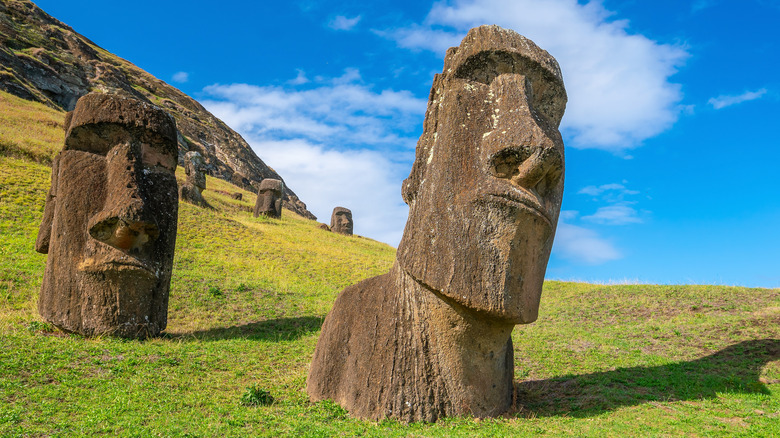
[88, 141, 159, 253]
[89, 213, 159, 252]
[488, 146, 562, 198]
[482, 73, 564, 199]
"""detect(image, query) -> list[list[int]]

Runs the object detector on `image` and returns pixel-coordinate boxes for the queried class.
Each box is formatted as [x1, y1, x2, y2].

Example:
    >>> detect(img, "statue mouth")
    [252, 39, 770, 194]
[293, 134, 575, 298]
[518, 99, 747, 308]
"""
[484, 189, 553, 229]
[78, 257, 158, 279]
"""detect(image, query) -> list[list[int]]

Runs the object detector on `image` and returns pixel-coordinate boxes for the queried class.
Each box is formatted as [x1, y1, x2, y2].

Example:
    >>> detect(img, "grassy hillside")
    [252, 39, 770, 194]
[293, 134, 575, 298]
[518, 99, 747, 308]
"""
[1, 89, 779, 437]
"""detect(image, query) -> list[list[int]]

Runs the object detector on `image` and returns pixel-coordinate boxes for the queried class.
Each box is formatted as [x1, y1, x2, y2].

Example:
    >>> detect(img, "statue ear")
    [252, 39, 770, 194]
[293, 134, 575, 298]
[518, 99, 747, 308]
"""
[36, 154, 60, 254]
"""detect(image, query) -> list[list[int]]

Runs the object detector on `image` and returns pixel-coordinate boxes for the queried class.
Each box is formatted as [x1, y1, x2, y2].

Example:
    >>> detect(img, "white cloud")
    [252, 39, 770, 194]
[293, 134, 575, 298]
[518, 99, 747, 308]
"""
[578, 182, 640, 202]
[553, 212, 622, 264]
[201, 70, 426, 245]
[578, 183, 629, 196]
[329, 15, 362, 31]
[172, 71, 189, 83]
[202, 72, 426, 150]
[708, 88, 768, 109]
[379, 0, 688, 153]
[582, 205, 642, 225]
[288, 69, 309, 85]
[242, 138, 409, 246]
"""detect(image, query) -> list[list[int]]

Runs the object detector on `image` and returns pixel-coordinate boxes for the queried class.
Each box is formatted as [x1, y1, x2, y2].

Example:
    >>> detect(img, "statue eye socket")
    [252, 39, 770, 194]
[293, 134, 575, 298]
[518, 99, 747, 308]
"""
[454, 52, 565, 126]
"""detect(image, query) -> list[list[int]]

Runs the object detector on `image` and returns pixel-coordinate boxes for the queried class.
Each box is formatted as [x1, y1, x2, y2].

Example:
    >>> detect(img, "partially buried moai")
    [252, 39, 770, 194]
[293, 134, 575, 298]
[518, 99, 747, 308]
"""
[35, 92, 179, 338]
[330, 207, 353, 235]
[253, 179, 283, 218]
[179, 151, 208, 207]
[307, 25, 567, 422]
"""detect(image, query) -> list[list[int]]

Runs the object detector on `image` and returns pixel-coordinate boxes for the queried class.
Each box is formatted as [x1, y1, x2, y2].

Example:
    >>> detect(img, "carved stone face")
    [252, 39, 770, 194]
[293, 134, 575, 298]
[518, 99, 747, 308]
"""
[397, 26, 567, 324]
[184, 151, 206, 190]
[254, 178, 284, 218]
[330, 207, 353, 235]
[36, 93, 179, 337]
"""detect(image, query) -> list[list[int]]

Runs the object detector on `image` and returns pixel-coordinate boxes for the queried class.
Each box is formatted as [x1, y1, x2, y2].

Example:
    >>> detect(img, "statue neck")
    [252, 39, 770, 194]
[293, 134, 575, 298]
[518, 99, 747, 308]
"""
[391, 263, 516, 419]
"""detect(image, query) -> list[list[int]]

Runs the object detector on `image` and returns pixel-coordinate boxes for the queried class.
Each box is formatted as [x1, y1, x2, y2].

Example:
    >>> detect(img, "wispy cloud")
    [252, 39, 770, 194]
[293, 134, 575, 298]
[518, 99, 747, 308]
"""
[582, 205, 642, 225]
[202, 70, 426, 150]
[708, 88, 768, 109]
[578, 181, 645, 225]
[288, 69, 309, 85]
[172, 71, 189, 83]
[578, 183, 638, 197]
[691, 0, 717, 12]
[329, 15, 362, 31]
[378, 0, 688, 153]
[201, 70, 426, 245]
[553, 212, 622, 264]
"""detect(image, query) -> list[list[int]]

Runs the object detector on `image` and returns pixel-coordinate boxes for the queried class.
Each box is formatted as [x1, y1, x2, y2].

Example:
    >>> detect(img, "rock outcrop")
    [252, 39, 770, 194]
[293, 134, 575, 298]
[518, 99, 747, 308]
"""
[0, 0, 315, 219]
[307, 25, 567, 422]
[36, 92, 179, 338]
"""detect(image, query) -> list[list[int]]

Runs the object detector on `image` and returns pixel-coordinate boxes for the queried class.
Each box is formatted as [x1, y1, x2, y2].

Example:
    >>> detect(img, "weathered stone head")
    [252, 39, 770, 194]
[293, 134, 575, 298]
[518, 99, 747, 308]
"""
[330, 207, 353, 235]
[184, 151, 206, 190]
[179, 151, 209, 207]
[253, 178, 284, 218]
[35, 92, 179, 338]
[308, 25, 566, 422]
[397, 24, 566, 324]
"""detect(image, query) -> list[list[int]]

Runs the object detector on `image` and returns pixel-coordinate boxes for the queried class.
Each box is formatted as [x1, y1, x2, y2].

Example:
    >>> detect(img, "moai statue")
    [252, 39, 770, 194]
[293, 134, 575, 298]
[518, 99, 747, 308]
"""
[308, 25, 567, 422]
[179, 151, 208, 207]
[330, 207, 353, 235]
[253, 178, 283, 218]
[35, 92, 179, 338]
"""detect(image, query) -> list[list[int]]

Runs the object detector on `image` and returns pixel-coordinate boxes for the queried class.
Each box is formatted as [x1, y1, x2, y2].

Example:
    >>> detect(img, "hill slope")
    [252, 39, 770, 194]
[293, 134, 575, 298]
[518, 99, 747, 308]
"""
[1, 90, 779, 436]
[0, 0, 315, 219]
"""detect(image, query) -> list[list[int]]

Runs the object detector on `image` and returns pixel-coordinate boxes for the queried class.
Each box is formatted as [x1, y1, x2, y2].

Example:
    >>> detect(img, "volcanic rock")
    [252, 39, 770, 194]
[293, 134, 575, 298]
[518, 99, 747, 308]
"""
[36, 92, 179, 338]
[307, 25, 567, 422]
[330, 207, 353, 235]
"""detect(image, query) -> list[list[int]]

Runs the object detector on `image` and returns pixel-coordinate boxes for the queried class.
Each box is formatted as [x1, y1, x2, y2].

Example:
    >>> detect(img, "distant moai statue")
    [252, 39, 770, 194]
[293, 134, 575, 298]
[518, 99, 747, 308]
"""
[308, 25, 568, 422]
[253, 179, 283, 218]
[179, 151, 208, 207]
[330, 207, 353, 235]
[35, 92, 179, 338]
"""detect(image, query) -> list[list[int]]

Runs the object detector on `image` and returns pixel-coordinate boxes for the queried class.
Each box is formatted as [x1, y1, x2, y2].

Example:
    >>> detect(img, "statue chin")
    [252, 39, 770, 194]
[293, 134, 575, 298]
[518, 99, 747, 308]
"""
[77, 266, 159, 337]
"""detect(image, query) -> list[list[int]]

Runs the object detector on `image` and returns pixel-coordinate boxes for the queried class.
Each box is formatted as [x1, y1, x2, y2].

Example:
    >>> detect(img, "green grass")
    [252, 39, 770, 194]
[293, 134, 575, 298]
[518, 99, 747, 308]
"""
[0, 90, 65, 164]
[1, 91, 779, 437]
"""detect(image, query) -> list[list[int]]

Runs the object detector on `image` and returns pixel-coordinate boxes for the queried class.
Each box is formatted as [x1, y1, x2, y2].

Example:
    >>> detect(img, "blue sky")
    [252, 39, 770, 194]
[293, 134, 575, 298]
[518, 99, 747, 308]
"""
[32, 0, 779, 287]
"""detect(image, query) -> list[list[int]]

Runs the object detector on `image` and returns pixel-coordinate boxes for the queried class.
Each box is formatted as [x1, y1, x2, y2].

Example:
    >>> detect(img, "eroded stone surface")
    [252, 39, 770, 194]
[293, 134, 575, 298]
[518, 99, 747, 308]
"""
[179, 151, 209, 207]
[330, 207, 353, 235]
[36, 92, 179, 338]
[253, 179, 283, 218]
[308, 25, 567, 422]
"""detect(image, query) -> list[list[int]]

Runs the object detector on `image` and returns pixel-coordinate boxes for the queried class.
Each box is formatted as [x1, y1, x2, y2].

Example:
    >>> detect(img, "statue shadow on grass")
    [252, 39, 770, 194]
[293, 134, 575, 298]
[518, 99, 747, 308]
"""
[514, 339, 779, 418]
[169, 316, 324, 342]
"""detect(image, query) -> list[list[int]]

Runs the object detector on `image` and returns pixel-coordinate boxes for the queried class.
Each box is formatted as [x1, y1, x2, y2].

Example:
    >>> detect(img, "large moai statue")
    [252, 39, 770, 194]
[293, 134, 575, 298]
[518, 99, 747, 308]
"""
[307, 25, 567, 422]
[253, 178, 283, 218]
[330, 207, 353, 235]
[179, 151, 208, 207]
[35, 92, 180, 338]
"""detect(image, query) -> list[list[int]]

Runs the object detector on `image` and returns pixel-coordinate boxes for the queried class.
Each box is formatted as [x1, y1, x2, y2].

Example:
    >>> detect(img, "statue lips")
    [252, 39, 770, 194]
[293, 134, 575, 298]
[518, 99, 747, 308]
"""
[78, 257, 158, 280]
[483, 188, 553, 230]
